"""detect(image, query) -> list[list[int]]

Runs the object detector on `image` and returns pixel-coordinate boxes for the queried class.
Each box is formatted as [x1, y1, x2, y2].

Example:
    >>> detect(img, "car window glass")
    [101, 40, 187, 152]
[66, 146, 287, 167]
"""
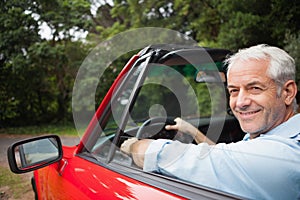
[89, 60, 145, 160]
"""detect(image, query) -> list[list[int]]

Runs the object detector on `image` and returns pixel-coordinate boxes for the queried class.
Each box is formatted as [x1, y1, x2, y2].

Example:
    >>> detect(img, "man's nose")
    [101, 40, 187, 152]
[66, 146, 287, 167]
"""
[236, 90, 251, 108]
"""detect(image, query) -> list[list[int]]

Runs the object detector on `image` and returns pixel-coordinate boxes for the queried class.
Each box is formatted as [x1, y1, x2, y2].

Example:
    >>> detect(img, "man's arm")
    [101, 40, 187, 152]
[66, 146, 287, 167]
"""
[120, 117, 215, 168]
[120, 138, 153, 168]
[131, 139, 153, 168]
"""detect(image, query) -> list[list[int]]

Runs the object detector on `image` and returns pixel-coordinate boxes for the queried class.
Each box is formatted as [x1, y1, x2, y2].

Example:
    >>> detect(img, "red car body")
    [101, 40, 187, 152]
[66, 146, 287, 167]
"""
[34, 147, 185, 199]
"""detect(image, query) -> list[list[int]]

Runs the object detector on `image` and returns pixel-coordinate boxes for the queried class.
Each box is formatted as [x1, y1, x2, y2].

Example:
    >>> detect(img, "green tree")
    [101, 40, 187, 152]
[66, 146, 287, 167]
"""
[2, 0, 300, 126]
[217, 0, 300, 50]
[0, 0, 92, 126]
[0, 0, 41, 125]
[284, 31, 300, 87]
[90, 0, 300, 50]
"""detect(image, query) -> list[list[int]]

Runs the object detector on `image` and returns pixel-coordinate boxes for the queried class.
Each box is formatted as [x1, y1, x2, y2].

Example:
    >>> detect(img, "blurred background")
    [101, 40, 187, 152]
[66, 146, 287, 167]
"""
[1, 0, 300, 130]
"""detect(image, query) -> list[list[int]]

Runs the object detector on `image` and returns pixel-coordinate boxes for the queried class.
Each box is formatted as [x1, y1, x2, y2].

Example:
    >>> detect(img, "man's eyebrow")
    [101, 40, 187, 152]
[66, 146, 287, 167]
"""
[227, 84, 236, 89]
[227, 81, 264, 89]
[246, 81, 264, 87]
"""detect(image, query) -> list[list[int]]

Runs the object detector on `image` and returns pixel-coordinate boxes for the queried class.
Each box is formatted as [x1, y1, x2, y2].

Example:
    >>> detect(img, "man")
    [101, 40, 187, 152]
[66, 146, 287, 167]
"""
[121, 44, 300, 199]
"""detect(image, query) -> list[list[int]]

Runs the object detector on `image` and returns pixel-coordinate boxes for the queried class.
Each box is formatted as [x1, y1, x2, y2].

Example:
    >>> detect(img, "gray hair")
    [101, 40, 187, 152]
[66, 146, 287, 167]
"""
[225, 44, 297, 111]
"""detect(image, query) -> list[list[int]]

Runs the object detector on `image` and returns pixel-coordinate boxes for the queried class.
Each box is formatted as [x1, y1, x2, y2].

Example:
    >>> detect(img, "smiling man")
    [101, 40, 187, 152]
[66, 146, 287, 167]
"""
[121, 44, 300, 199]
[227, 49, 297, 140]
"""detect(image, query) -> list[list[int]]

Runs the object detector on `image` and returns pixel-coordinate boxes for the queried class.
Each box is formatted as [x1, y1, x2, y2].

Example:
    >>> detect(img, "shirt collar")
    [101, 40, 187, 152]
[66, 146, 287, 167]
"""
[243, 113, 300, 141]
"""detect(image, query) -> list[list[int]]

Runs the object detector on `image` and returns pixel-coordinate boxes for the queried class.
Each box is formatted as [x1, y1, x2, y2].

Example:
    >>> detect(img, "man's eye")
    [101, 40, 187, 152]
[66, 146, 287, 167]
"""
[229, 89, 238, 96]
[249, 87, 262, 93]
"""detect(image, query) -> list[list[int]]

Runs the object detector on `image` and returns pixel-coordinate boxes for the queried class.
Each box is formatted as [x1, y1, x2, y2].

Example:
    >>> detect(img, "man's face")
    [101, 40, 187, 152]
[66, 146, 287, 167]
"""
[227, 59, 287, 137]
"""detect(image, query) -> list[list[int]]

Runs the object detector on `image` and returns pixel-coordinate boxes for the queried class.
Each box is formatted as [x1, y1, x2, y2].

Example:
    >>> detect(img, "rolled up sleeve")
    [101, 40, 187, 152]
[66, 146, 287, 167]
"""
[143, 139, 171, 172]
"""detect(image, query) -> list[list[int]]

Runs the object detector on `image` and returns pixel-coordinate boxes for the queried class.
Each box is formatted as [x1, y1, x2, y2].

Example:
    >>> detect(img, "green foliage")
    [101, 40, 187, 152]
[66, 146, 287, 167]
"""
[1, 0, 300, 127]
[1, 0, 92, 126]
[90, 0, 300, 51]
[35, 0, 92, 40]
[284, 31, 300, 87]
[1, 1, 40, 125]
[216, 0, 300, 50]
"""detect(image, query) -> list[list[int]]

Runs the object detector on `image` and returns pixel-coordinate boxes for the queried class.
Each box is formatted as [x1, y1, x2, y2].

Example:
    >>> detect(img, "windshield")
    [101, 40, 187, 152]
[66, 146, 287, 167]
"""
[131, 63, 226, 122]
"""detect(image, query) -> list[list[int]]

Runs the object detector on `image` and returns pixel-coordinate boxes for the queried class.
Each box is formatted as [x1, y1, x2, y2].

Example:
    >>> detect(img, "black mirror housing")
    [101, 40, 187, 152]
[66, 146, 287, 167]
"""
[7, 135, 63, 174]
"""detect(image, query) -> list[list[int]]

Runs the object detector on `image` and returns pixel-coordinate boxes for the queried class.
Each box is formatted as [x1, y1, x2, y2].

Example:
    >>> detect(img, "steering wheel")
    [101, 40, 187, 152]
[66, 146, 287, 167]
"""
[135, 117, 194, 143]
[136, 117, 175, 139]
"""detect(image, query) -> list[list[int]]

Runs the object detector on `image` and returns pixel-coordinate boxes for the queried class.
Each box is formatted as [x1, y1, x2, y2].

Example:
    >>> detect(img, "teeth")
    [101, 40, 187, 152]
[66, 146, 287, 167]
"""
[240, 111, 257, 115]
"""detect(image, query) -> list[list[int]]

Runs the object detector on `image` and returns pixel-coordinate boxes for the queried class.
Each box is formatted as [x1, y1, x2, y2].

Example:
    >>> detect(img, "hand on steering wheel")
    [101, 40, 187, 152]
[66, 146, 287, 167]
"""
[165, 117, 198, 137]
[165, 117, 215, 144]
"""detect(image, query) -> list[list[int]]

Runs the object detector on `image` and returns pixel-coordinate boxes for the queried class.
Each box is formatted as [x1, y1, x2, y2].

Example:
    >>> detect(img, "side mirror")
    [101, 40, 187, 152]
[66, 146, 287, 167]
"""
[195, 71, 226, 83]
[7, 135, 63, 174]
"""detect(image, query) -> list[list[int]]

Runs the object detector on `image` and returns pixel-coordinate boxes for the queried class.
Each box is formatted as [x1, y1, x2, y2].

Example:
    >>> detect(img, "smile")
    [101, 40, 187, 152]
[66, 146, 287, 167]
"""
[239, 110, 260, 115]
[235, 109, 262, 120]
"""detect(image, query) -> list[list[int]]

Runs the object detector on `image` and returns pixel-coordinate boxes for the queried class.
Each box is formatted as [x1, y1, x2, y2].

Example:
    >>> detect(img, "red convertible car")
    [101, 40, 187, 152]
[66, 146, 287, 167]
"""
[7, 44, 246, 199]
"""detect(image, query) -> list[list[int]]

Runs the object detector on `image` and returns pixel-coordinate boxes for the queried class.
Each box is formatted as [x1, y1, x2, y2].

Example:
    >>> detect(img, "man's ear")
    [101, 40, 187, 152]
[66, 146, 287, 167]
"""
[283, 80, 297, 105]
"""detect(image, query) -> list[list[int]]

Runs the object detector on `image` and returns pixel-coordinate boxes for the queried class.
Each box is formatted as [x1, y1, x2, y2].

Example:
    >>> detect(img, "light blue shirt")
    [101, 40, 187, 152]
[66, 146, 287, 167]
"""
[144, 114, 300, 199]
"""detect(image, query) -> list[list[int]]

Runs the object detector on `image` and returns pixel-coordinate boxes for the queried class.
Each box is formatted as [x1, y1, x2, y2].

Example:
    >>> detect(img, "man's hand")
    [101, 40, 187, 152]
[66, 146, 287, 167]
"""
[120, 137, 138, 155]
[165, 117, 198, 137]
[165, 117, 215, 145]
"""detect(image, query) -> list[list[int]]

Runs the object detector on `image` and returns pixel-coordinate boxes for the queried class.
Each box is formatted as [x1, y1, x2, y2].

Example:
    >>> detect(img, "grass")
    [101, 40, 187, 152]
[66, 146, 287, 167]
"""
[0, 165, 32, 199]
[0, 123, 84, 136]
